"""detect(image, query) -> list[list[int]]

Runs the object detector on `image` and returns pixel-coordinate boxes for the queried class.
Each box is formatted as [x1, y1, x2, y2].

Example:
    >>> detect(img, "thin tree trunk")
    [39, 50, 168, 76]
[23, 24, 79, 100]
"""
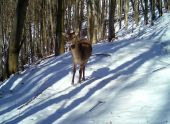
[150, 0, 156, 25]
[156, 0, 163, 17]
[79, 0, 84, 37]
[125, 0, 129, 30]
[134, 0, 139, 26]
[168, 0, 170, 11]
[29, 22, 34, 63]
[101, 0, 106, 39]
[118, 0, 122, 29]
[41, 0, 47, 57]
[48, 0, 55, 55]
[74, 0, 81, 35]
[87, 0, 97, 44]
[144, 0, 148, 25]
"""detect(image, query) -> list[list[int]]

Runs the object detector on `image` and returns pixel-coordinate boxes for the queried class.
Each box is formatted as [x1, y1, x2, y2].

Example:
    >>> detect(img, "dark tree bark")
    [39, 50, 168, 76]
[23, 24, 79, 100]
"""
[8, 0, 29, 76]
[55, 0, 65, 56]
[149, 0, 156, 25]
[108, 0, 116, 42]
[156, 0, 163, 17]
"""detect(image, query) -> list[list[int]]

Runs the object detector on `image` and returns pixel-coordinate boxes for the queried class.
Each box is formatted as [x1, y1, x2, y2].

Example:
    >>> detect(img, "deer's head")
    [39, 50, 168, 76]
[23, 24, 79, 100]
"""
[63, 30, 79, 45]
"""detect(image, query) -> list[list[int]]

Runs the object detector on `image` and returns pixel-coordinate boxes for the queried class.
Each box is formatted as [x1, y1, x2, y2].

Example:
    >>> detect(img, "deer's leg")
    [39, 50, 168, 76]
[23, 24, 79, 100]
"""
[72, 64, 76, 84]
[82, 65, 85, 81]
[79, 65, 83, 83]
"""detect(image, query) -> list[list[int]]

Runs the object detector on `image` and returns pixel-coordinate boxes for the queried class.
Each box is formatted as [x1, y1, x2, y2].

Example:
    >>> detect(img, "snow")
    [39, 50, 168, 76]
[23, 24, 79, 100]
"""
[1, 13, 170, 124]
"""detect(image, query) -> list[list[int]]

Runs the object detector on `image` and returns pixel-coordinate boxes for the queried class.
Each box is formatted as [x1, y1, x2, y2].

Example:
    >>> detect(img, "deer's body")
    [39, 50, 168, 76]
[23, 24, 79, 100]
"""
[64, 32, 92, 84]
[71, 39, 92, 64]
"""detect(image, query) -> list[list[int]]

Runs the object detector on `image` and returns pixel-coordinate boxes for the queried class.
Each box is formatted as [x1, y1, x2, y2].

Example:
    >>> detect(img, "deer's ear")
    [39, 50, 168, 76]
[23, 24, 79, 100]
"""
[62, 32, 69, 38]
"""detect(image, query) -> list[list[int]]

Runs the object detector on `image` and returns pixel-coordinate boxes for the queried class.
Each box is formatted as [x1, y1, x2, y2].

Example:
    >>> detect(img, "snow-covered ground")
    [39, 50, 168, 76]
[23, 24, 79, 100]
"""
[1, 13, 170, 124]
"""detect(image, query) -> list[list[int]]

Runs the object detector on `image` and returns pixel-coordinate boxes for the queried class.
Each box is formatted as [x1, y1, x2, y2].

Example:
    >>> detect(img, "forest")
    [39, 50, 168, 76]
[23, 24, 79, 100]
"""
[0, 0, 170, 81]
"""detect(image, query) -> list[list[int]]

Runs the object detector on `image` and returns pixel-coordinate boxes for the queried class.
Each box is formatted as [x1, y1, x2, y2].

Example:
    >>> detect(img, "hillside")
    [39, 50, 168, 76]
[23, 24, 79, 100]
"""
[1, 13, 170, 124]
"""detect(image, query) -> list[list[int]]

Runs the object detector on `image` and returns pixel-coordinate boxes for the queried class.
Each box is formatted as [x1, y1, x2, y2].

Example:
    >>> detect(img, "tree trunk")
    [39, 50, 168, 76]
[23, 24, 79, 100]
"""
[8, 0, 29, 76]
[101, 0, 106, 39]
[41, 0, 47, 57]
[48, 0, 55, 55]
[125, 0, 129, 30]
[79, 0, 84, 37]
[144, 0, 148, 25]
[55, 0, 65, 56]
[168, 0, 170, 11]
[150, 0, 156, 25]
[29, 21, 34, 63]
[134, 0, 139, 26]
[87, 0, 97, 44]
[73, 0, 80, 34]
[108, 0, 116, 42]
[118, 0, 122, 29]
[156, 0, 163, 17]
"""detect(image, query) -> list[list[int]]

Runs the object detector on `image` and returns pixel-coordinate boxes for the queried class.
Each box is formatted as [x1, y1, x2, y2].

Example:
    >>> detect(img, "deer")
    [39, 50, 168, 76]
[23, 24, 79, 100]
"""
[63, 30, 92, 85]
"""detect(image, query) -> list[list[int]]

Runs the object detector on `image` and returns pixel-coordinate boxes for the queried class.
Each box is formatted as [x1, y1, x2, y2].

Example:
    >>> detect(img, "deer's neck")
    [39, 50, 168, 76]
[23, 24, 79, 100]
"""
[71, 37, 79, 48]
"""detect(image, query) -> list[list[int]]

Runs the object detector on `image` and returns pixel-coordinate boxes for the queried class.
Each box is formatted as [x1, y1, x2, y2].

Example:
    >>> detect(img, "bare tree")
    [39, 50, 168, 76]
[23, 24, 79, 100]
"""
[87, 0, 97, 44]
[150, 0, 156, 25]
[8, 0, 29, 76]
[143, 0, 149, 25]
[134, 0, 139, 26]
[118, 0, 123, 29]
[108, 0, 116, 42]
[55, 0, 65, 55]
[125, 0, 129, 29]
[156, 0, 163, 17]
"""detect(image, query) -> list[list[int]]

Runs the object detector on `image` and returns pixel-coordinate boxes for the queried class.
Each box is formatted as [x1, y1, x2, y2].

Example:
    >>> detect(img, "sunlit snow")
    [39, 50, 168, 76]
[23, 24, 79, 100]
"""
[1, 13, 170, 124]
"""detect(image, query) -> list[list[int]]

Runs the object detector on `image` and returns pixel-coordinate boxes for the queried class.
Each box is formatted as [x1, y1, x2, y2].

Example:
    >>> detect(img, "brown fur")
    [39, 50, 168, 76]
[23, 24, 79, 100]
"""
[71, 38, 92, 84]
[65, 33, 92, 84]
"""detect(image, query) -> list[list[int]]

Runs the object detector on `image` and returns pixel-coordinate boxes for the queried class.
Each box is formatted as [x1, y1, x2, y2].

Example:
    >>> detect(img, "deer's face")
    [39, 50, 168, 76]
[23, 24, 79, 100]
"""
[63, 31, 78, 45]
[68, 33, 77, 44]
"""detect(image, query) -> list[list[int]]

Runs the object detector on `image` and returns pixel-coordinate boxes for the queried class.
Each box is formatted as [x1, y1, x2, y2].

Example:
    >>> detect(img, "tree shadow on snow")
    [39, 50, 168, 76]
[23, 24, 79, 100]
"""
[3, 40, 163, 124]
[1, 35, 166, 124]
[0, 53, 72, 118]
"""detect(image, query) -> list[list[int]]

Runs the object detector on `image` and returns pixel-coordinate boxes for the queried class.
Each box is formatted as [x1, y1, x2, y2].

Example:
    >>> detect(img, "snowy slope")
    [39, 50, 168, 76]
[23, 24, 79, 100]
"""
[1, 13, 170, 124]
